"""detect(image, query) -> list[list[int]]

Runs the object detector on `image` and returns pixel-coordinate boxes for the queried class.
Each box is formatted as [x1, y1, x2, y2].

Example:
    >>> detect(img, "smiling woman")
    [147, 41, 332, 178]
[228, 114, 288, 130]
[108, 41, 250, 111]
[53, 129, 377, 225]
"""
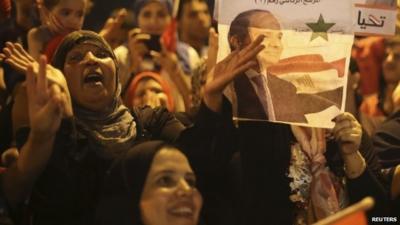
[96, 141, 202, 225]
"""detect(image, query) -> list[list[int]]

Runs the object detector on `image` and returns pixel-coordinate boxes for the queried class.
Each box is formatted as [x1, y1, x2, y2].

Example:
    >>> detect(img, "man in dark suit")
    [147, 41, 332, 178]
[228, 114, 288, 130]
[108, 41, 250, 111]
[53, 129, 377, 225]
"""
[228, 9, 343, 123]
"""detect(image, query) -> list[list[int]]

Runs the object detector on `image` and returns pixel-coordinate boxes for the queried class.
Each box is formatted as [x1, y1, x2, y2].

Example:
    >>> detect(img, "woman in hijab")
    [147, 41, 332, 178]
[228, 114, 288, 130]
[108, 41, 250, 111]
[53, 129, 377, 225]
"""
[96, 140, 202, 225]
[1, 30, 265, 224]
[124, 71, 175, 111]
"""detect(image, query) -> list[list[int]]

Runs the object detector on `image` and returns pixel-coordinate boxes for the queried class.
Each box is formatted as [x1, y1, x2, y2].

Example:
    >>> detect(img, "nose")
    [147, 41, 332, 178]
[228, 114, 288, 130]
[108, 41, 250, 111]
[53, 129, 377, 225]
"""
[199, 12, 210, 25]
[270, 37, 282, 49]
[82, 51, 99, 65]
[175, 179, 192, 197]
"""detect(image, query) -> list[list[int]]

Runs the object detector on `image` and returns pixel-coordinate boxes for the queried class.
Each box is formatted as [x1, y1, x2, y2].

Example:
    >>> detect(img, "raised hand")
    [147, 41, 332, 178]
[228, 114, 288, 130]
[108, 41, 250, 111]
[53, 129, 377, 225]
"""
[206, 27, 218, 74]
[1, 42, 36, 74]
[127, 28, 150, 73]
[331, 112, 362, 155]
[151, 38, 181, 76]
[1, 42, 71, 103]
[99, 8, 127, 49]
[26, 56, 72, 140]
[202, 35, 265, 112]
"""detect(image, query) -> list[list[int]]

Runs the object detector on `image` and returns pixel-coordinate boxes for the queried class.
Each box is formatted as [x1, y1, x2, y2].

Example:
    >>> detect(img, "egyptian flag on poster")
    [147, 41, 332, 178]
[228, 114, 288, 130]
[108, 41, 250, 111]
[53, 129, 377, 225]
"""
[216, 0, 354, 128]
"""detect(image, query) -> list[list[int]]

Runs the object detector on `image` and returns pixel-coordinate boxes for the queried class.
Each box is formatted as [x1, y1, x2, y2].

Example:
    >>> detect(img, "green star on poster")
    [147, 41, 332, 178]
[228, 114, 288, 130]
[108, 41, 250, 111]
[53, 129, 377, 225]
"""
[306, 14, 335, 41]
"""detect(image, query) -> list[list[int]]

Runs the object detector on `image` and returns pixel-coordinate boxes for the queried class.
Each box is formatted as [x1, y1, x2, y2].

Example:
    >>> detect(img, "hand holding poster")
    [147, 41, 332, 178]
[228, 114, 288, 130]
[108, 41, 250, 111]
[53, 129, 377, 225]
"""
[217, 0, 354, 128]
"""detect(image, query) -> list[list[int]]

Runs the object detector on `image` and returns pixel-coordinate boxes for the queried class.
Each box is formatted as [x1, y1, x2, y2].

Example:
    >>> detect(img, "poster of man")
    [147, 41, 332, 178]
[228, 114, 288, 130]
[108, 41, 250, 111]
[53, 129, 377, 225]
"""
[217, 0, 354, 128]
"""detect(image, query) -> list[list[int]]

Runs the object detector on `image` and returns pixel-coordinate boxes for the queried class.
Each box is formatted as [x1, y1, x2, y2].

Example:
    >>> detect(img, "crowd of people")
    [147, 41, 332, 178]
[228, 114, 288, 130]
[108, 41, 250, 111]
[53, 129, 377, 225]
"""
[0, 0, 399, 224]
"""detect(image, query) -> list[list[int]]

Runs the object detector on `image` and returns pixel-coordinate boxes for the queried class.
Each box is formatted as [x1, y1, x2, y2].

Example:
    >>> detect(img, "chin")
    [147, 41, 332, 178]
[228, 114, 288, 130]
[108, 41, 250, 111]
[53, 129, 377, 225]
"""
[82, 97, 114, 112]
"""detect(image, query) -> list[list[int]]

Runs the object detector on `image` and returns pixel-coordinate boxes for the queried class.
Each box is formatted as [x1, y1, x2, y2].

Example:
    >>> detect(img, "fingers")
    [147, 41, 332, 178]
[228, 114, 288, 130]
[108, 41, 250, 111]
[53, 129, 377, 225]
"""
[115, 8, 127, 26]
[100, 18, 114, 34]
[208, 27, 218, 49]
[206, 27, 219, 73]
[238, 43, 265, 65]
[2, 42, 36, 73]
[332, 113, 361, 137]
[241, 35, 265, 56]
[61, 92, 73, 117]
[128, 28, 142, 39]
[14, 42, 35, 62]
[333, 112, 357, 125]
[37, 55, 48, 99]
[232, 60, 257, 76]
[26, 64, 36, 101]
[220, 49, 239, 64]
[336, 129, 360, 142]
[45, 84, 63, 118]
[332, 113, 362, 153]
[150, 50, 161, 64]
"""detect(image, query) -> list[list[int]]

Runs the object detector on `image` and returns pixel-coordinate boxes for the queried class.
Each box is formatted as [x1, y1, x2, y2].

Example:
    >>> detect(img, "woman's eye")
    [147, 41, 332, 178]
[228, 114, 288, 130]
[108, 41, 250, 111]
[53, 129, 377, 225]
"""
[142, 11, 151, 18]
[60, 9, 70, 17]
[95, 51, 109, 58]
[67, 53, 83, 62]
[157, 176, 175, 187]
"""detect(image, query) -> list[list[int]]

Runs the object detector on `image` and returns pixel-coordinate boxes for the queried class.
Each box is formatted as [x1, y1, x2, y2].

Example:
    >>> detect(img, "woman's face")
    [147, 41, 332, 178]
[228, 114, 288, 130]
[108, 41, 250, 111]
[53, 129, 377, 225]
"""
[137, 2, 171, 35]
[49, 0, 87, 33]
[133, 78, 168, 108]
[140, 148, 202, 225]
[63, 43, 117, 111]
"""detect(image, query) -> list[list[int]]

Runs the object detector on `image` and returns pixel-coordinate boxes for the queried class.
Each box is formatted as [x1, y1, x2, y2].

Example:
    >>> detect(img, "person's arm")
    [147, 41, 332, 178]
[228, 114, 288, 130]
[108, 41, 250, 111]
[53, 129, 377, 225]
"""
[346, 131, 390, 215]
[3, 130, 56, 207]
[139, 35, 265, 173]
[332, 113, 389, 214]
[2, 56, 70, 207]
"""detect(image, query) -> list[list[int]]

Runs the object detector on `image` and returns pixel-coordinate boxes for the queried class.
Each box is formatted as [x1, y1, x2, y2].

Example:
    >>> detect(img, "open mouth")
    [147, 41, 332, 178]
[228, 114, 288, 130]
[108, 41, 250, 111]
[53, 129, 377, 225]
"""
[84, 72, 104, 85]
[168, 202, 195, 219]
